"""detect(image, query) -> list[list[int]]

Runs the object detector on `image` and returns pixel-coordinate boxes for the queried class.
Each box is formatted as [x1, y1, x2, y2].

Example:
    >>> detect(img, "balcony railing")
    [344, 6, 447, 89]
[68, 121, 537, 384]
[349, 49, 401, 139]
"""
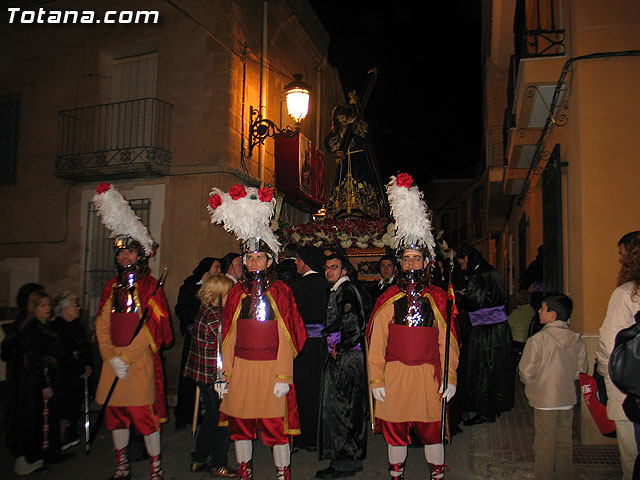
[55, 97, 173, 181]
[514, 0, 565, 60]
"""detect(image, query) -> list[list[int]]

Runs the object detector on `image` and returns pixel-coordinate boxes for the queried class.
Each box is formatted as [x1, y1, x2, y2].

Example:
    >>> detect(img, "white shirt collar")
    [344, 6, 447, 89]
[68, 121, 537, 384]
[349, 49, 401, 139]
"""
[331, 275, 350, 291]
[303, 269, 318, 277]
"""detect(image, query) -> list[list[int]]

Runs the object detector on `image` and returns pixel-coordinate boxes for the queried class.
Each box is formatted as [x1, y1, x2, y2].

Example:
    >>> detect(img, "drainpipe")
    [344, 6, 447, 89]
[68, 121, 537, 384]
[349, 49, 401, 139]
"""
[517, 50, 640, 206]
[315, 56, 327, 147]
[259, 0, 268, 186]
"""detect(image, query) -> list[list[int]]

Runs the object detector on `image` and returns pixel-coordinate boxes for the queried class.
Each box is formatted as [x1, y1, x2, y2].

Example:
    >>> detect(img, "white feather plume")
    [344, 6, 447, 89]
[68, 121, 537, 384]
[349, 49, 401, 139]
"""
[387, 174, 435, 259]
[207, 185, 281, 256]
[92, 183, 154, 256]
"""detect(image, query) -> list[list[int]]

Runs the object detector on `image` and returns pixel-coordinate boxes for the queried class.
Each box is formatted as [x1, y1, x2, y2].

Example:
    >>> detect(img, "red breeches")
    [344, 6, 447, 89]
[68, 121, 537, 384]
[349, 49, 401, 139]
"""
[106, 405, 160, 435]
[228, 416, 288, 446]
[381, 419, 441, 446]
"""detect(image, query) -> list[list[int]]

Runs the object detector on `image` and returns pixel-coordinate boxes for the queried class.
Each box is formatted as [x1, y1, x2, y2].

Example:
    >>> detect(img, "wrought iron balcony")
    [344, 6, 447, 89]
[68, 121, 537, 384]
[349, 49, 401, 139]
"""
[55, 98, 173, 181]
[514, 0, 565, 60]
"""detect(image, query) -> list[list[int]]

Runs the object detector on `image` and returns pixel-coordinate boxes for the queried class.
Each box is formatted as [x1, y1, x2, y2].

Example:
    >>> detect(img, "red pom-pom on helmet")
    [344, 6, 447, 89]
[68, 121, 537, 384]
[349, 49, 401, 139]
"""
[396, 173, 413, 189]
[229, 184, 247, 200]
[209, 194, 222, 210]
[258, 187, 274, 203]
[96, 182, 111, 194]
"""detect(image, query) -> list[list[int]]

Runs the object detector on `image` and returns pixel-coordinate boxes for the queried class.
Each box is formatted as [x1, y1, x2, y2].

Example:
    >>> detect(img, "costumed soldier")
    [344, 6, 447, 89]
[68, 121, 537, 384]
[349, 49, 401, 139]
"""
[366, 173, 459, 480]
[207, 184, 307, 480]
[92, 183, 173, 480]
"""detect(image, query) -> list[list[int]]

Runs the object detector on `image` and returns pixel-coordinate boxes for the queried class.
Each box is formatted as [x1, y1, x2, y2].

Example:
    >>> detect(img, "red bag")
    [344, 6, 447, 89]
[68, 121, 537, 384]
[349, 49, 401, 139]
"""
[580, 372, 616, 438]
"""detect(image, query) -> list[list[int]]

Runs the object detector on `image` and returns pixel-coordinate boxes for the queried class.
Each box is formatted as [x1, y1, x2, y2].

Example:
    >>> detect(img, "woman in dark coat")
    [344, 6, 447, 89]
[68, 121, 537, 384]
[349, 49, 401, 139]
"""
[50, 292, 93, 449]
[2, 290, 63, 475]
[456, 244, 514, 425]
[174, 257, 221, 429]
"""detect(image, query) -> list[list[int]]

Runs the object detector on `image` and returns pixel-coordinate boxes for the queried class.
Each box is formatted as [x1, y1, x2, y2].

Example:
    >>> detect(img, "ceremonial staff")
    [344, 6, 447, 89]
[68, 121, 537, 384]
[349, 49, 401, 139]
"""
[88, 267, 168, 447]
[440, 251, 455, 444]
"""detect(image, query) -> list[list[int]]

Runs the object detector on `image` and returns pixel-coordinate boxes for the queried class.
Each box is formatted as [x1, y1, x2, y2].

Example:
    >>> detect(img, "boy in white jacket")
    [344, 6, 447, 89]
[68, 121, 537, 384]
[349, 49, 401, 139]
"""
[519, 294, 587, 480]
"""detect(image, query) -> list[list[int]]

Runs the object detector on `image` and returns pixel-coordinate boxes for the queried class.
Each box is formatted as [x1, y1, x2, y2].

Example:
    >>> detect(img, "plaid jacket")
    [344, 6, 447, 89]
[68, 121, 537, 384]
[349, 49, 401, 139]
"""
[183, 304, 222, 385]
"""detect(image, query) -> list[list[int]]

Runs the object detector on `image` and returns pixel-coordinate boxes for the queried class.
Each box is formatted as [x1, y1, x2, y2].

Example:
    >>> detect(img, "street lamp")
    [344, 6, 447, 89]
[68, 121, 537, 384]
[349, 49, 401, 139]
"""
[248, 73, 311, 157]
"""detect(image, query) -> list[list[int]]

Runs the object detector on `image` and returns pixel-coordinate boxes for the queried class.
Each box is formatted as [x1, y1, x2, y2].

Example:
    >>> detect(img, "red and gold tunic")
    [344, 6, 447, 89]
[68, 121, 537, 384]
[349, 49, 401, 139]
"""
[366, 284, 459, 424]
[94, 274, 172, 421]
[219, 280, 307, 434]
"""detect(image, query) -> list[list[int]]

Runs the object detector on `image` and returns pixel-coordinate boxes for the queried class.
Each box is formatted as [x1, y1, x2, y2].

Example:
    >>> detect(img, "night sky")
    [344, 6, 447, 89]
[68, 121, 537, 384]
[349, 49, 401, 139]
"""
[308, 1, 482, 187]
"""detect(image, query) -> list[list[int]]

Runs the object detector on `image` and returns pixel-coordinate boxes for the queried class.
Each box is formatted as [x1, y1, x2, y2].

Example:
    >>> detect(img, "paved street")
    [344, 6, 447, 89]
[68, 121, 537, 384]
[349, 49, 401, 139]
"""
[0, 400, 481, 480]
[0, 379, 622, 479]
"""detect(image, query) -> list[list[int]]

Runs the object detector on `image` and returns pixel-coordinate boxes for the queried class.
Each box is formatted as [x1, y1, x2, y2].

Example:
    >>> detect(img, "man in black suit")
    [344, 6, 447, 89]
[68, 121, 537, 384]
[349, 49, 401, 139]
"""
[289, 245, 329, 451]
[369, 254, 397, 301]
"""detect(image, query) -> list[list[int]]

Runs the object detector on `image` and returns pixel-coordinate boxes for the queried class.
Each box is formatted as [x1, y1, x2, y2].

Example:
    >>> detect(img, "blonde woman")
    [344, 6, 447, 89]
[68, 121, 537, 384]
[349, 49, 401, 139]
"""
[183, 274, 236, 477]
[2, 290, 63, 474]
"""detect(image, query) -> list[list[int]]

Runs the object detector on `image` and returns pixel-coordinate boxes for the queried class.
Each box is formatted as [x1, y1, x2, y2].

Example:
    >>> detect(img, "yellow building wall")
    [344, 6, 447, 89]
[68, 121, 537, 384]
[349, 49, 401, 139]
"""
[502, 0, 640, 444]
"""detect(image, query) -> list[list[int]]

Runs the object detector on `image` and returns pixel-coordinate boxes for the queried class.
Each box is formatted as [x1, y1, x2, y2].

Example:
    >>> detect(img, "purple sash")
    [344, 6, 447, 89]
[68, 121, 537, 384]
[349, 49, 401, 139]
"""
[469, 305, 507, 327]
[306, 323, 324, 338]
[326, 332, 362, 352]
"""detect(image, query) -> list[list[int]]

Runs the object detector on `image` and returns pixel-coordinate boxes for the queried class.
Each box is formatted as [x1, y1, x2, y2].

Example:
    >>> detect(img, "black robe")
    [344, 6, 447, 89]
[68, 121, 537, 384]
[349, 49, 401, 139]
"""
[458, 261, 514, 416]
[2, 318, 63, 463]
[50, 316, 93, 434]
[290, 272, 328, 449]
[318, 279, 368, 463]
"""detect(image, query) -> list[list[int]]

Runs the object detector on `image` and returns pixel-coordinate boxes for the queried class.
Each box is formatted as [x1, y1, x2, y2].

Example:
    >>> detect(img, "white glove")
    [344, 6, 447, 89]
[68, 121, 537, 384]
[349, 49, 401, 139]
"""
[273, 382, 290, 398]
[439, 383, 457, 402]
[109, 356, 129, 379]
[372, 387, 386, 402]
[214, 381, 229, 398]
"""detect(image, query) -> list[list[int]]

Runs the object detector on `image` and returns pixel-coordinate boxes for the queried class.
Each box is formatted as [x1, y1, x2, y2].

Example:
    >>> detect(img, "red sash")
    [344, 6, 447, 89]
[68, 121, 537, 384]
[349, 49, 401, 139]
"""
[110, 312, 140, 347]
[385, 324, 439, 367]
[235, 318, 278, 360]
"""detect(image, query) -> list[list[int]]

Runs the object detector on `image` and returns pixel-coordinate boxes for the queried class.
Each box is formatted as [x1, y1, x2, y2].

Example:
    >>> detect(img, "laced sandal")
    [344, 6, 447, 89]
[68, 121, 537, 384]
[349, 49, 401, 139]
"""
[110, 448, 131, 480]
[389, 461, 405, 480]
[237, 461, 253, 480]
[276, 465, 291, 480]
[430, 463, 450, 479]
[149, 454, 163, 480]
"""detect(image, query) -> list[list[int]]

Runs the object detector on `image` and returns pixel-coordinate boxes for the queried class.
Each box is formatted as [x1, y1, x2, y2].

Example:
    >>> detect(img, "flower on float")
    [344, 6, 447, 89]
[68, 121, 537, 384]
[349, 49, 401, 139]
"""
[340, 239, 352, 249]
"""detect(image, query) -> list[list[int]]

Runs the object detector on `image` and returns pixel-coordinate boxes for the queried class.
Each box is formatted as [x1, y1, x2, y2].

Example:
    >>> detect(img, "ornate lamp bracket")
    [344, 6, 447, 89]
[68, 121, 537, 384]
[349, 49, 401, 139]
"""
[248, 106, 297, 157]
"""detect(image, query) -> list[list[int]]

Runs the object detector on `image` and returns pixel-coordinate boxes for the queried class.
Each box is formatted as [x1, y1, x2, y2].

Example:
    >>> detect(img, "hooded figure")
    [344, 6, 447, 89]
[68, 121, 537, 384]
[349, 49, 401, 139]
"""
[455, 243, 514, 426]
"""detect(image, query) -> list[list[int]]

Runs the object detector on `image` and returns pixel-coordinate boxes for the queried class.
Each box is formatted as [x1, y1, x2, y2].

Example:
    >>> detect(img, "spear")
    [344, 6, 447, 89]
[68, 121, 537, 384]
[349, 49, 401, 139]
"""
[88, 267, 168, 447]
[440, 251, 455, 444]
